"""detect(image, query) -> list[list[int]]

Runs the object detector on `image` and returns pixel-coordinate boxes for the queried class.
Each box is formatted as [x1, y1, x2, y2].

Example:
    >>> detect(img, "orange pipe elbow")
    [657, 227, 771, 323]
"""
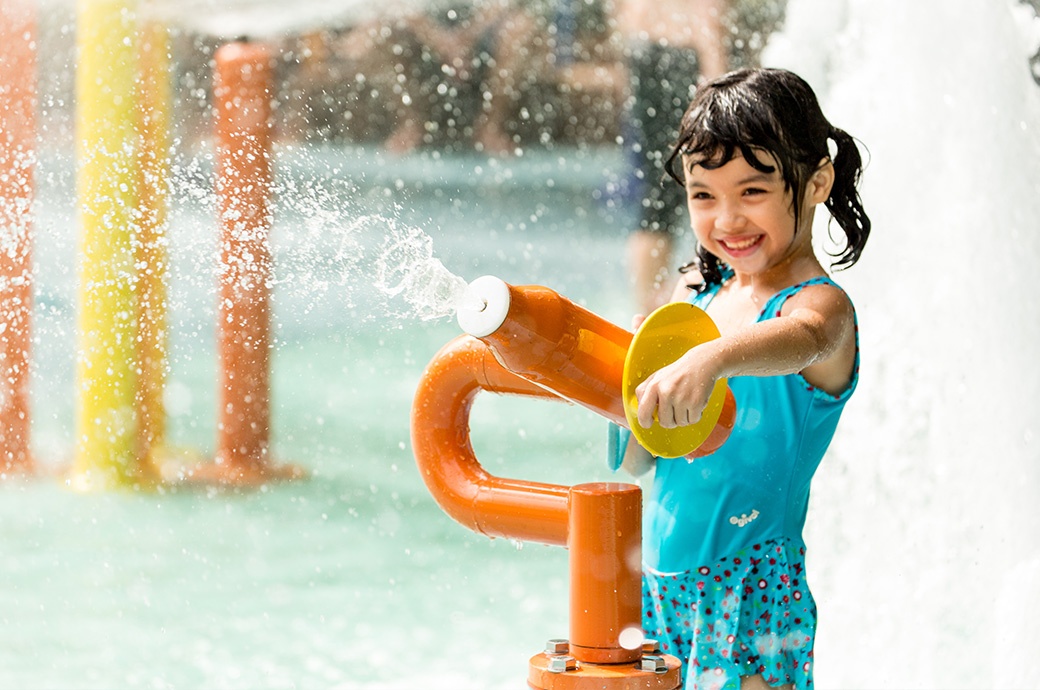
[411, 335, 572, 546]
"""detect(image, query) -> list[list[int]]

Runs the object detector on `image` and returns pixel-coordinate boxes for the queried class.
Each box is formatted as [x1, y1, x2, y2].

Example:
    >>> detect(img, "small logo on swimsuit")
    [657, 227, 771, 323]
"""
[729, 510, 760, 527]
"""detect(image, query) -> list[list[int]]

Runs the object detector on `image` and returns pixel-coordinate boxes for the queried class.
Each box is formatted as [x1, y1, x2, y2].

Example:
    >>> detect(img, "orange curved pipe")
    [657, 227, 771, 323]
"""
[412, 335, 571, 546]
[411, 334, 643, 664]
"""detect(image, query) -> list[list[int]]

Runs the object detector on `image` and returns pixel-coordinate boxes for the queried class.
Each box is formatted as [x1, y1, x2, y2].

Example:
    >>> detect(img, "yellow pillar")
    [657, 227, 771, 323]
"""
[73, 0, 149, 489]
[0, 0, 36, 477]
[135, 19, 170, 468]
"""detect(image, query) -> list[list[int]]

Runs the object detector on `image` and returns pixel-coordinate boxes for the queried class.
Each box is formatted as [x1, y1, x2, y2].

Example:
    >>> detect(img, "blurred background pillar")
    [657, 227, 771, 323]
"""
[135, 18, 171, 469]
[0, 0, 37, 477]
[211, 40, 290, 484]
[73, 0, 152, 489]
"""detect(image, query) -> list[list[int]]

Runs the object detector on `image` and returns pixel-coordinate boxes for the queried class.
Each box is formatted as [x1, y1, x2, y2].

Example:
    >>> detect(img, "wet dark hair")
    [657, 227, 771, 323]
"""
[666, 68, 871, 288]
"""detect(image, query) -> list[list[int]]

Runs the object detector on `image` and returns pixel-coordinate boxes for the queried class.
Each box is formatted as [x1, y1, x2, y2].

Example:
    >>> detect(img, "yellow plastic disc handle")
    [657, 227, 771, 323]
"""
[622, 302, 729, 458]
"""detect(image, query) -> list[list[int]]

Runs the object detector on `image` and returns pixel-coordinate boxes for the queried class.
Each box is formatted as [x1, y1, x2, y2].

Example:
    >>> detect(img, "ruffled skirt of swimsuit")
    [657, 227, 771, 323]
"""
[642, 537, 816, 690]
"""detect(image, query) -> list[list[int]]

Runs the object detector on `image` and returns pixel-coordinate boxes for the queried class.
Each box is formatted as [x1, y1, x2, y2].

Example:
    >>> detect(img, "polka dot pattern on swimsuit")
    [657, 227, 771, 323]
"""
[642, 537, 816, 690]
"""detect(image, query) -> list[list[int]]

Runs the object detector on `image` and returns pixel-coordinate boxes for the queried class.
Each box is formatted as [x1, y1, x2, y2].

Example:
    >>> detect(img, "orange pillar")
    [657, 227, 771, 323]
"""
[206, 40, 299, 485]
[0, 0, 37, 477]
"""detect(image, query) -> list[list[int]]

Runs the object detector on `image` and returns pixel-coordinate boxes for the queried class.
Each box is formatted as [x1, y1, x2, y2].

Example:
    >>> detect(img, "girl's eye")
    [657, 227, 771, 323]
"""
[689, 191, 712, 201]
[743, 187, 767, 196]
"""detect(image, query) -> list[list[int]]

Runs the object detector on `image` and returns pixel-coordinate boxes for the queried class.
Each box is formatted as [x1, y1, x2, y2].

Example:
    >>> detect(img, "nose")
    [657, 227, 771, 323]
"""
[714, 200, 747, 232]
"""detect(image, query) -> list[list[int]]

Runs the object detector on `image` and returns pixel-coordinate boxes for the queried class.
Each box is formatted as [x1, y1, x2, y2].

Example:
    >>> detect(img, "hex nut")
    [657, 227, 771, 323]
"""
[641, 655, 667, 674]
[548, 655, 578, 673]
[545, 638, 570, 655]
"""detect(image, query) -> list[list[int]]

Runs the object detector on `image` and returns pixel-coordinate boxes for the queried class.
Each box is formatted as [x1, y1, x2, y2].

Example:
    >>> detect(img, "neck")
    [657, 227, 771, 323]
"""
[728, 249, 825, 303]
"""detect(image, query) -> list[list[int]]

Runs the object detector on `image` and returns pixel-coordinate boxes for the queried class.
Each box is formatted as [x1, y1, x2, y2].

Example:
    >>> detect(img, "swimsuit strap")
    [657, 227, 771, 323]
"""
[759, 276, 842, 320]
[689, 274, 843, 315]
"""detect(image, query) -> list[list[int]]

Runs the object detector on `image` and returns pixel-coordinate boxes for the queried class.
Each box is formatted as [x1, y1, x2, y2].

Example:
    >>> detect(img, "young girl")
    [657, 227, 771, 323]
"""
[615, 68, 870, 690]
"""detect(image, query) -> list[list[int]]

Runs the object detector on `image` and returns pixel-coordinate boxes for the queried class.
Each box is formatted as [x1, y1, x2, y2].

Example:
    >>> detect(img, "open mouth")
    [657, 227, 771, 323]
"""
[718, 235, 764, 256]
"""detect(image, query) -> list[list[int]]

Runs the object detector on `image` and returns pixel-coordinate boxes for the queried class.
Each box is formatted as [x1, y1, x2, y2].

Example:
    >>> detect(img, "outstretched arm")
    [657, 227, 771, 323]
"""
[635, 282, 856, 430]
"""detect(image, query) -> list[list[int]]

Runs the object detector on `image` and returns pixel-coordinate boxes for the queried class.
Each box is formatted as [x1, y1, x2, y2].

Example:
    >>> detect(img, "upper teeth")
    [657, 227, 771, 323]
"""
[725, 237, 757, 250]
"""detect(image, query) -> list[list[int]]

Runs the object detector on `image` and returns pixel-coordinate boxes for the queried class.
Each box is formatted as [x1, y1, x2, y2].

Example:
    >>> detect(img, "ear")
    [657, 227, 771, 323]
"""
[806, 158, 835, 206]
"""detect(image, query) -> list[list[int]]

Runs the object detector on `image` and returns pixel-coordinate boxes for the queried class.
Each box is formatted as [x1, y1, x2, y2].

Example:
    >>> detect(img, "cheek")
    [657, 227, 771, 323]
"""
[687, 211, 716, 243]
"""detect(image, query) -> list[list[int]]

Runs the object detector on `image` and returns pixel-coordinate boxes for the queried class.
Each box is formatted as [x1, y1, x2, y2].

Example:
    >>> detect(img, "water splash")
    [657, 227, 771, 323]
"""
[266, 165, 481, 324]
[373, 221, 472, 321]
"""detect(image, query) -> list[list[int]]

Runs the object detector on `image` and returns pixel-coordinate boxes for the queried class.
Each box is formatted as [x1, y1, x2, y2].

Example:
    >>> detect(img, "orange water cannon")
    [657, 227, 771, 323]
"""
[456, 276, 736, 459]
[411, 276, 736, 688]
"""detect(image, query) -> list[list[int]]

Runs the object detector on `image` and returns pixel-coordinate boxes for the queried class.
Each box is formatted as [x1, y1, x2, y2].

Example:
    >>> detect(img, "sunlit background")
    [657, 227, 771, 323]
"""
[3, 0, 1040, 688]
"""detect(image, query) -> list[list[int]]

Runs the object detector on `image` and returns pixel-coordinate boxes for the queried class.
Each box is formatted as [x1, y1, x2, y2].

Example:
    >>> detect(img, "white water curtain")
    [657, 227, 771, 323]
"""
[764, 1, 1040, 687]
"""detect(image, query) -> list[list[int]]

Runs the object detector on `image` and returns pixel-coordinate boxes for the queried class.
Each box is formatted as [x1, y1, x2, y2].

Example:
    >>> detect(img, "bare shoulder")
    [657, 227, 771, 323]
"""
[782, 281, 857, 395]
[781, 280, 854, 322]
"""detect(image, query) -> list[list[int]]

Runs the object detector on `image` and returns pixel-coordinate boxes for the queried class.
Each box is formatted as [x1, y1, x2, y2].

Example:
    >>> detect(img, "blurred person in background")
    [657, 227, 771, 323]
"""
[338, 0, 549, 155]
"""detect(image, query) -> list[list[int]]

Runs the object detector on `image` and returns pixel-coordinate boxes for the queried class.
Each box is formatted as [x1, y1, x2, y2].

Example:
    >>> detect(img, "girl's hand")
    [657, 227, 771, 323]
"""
[635, 345, 719, 430]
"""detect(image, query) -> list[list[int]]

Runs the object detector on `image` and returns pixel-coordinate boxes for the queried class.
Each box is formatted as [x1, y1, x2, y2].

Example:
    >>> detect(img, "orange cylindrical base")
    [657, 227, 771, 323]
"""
[528, 654, 682, 690]
[568, 483, 642, 665]
[0, 0, 36, 477]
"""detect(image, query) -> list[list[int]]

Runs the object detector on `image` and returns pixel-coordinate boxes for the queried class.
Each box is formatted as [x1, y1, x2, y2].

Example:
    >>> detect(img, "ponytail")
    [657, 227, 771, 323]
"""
[826, 126, 871, 270]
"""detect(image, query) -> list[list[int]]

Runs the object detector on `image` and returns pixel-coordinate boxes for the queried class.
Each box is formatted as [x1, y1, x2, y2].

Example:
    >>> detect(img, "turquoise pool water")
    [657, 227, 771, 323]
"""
[5, 144, 638, 689]
[8, 3, 1040, 687]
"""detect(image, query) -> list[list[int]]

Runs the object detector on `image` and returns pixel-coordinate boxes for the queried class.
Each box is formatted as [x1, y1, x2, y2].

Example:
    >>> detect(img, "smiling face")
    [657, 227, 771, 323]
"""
[684, 148, 828, 279]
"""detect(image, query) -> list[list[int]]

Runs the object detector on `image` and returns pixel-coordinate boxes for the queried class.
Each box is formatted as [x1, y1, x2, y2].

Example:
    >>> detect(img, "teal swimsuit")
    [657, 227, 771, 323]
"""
[610, 276, 859, 690]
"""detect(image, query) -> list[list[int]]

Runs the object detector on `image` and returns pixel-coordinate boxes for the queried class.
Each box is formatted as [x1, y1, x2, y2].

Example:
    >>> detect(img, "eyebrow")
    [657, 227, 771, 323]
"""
[685, 171, 777, 188]
[737, 172, 777, 185]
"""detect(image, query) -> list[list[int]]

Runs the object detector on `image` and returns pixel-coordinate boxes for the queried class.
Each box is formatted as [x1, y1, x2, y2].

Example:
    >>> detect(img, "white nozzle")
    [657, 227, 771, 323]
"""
[457, 275, 510, 337]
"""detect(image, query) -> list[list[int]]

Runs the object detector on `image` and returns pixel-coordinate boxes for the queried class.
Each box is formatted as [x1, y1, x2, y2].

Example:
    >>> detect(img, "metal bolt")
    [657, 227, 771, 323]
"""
[641, 655, 668, 674]
[642, 638, 661, 654]
[548, 655, 577, 673]
[545, 638, 569, 655]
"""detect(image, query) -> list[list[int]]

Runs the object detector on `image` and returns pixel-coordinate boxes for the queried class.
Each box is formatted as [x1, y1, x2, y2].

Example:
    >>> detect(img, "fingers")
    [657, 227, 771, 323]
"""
[636, 379, 680, 429]
[636, 377, 705, 430]
[636, 387, 655, 429]
[657, 404, 701, 430]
